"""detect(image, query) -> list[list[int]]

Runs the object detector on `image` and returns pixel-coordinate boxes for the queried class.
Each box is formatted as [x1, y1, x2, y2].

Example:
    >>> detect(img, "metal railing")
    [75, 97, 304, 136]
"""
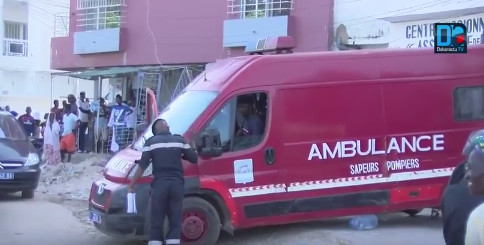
[77, 0, 126, 9]
[76, 0, 126, 31]
[54, 13, 70, 37]
[227, 0, 293, 19]
[3, 39, 28, 57]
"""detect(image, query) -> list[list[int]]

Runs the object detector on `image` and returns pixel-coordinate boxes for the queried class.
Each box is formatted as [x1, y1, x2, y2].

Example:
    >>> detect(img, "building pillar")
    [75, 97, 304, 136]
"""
[93, 77, 101, 99]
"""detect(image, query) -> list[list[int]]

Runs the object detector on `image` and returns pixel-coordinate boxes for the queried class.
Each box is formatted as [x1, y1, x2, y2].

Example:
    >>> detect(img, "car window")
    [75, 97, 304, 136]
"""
[202, 92, 268, 153]
[453, 86, 484, 121]
[0, 115, 27, 140]
[206, 100, 234, 150]
[134, 90, 217, 150]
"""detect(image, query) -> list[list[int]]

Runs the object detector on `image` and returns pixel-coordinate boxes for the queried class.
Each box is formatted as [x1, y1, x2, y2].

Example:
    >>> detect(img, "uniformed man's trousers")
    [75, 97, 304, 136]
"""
[149, 178, 184, 245]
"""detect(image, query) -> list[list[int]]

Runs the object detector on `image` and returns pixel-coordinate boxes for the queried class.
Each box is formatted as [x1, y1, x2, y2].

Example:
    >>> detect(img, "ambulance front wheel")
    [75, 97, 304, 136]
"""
[403, 209, 423, 217]
[182, 197, 221, 245]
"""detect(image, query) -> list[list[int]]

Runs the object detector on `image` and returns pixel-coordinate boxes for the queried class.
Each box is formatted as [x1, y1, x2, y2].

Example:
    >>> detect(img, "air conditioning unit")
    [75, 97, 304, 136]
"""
[7, 42, 25, 56]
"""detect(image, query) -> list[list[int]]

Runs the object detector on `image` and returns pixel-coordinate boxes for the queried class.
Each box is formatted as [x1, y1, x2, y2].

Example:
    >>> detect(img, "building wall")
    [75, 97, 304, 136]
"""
[0, 71, 109, 116]
[389, 12, 484, 48]
[222, 0, 333, 57]
[0, 0, 101, 116]
[289, 0, 333, 53]
[51, 0, 227, 70]
[333, 0, 484, 49]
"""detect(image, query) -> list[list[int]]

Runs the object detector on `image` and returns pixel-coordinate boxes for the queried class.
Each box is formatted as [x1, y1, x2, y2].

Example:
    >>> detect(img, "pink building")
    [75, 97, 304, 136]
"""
[49, 0, 334, 154]
[50, 0, 334, 71]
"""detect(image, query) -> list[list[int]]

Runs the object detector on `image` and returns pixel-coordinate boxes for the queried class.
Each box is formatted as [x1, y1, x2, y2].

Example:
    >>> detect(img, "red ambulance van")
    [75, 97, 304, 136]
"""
[89, 41, 484, 245]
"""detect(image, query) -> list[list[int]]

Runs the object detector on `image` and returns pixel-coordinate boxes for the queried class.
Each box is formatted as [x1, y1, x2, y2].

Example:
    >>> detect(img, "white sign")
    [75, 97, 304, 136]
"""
[308, 134, 444, 161]
[234, 159, 254, 184]
[389, 13, 484, 48]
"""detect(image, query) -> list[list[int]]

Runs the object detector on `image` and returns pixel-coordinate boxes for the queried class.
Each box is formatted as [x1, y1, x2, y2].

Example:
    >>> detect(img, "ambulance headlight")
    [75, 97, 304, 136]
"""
[127, 164, 153, 179]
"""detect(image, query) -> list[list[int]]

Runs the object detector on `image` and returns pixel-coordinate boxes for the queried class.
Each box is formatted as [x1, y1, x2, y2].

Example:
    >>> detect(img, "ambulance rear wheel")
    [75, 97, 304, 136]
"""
[403, 209, 423, 217]
[181, 197, 221, 245]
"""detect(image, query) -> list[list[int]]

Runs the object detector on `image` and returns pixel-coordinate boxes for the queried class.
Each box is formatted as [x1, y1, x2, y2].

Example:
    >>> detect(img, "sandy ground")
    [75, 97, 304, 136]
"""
[0, 153, 446, 245]
[37, 153, 109, 229]
[0, 192, 143, 245]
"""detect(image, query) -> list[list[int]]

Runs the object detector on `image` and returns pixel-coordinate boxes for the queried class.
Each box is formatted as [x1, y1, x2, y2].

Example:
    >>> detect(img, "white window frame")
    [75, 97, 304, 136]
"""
[3, 21, 28, 57]
[4, 21, 28, 40]
[232, 0, 292, 19]
[76, 0, 125, 31]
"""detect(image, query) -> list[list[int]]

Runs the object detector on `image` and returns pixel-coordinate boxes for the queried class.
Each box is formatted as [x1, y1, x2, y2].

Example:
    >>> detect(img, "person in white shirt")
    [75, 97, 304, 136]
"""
[124, 100, 137, 142]
[465, 141, 484, 245]
[60, 104, 79, 163]
[77, 91, 91, 153]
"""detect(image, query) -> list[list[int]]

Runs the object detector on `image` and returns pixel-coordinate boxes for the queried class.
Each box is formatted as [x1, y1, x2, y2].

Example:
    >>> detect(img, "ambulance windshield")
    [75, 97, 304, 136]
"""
[133, 90, 217, 150]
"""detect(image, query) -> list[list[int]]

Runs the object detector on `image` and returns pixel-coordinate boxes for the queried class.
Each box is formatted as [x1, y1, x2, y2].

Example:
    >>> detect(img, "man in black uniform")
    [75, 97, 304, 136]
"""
[129, 119, 198, 245]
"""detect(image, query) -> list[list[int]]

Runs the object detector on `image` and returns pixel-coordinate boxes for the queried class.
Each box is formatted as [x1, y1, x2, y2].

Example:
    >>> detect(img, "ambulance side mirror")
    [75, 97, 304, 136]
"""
[196, 128, 223, 157]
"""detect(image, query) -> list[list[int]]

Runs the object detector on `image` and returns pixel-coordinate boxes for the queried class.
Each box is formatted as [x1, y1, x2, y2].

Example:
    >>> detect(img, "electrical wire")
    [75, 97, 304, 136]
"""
[146, 0, 162, 65]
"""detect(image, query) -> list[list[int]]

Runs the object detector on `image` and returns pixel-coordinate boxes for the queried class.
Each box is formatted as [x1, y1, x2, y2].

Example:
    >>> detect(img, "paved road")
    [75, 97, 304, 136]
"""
[0, 192, 445, 245]
[0, 193, 141, 245]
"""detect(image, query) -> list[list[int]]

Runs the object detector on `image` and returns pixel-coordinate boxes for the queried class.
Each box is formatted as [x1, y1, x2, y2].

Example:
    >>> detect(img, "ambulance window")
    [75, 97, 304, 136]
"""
[206, 101, 233, 150]
[453, 86, 484, 121]
[232, 92, 267, 151]
[203, 92, 268, 153]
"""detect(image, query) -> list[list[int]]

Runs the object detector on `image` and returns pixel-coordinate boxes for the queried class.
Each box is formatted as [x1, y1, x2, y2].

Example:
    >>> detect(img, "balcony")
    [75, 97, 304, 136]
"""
[227, 0, 293, 19]
[3, 39, 28, 57]
[224, 0, 293, 48]
[73, 0, 126, 54]
[51, 0, 228, 70]
[54, 12, 70, 37]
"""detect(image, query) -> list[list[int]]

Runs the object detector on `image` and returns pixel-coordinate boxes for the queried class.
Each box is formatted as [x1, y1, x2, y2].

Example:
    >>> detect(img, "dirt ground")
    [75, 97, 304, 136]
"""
[32, 153, 446, 245]
[36, 153, 109, 237]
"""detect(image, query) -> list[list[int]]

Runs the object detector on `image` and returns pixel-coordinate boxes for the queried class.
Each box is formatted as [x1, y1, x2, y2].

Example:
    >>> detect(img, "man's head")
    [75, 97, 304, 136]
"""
[99, 97, 105, 105]
[67, 94, 76, 104]
[80, 92, 86, 100]
[62, 100, 67, 107]
[237, 95, 254, 118]
[152, 119, 169, 135]
[26, 106, 32, 115]
[53, 100, 59, 107]
[116, 94, 122, 105]
[63, 104, 71, 114]
[466, 137, 484, 195]
[5, 105, 10, 111]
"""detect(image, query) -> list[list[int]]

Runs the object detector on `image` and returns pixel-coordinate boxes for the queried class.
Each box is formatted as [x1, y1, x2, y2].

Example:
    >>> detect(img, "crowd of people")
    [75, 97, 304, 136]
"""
[0, 92, 138, 165]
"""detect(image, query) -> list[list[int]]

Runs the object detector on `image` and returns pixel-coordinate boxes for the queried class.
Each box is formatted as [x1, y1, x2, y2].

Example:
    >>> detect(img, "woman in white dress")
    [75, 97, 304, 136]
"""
[43, 112, 61, 166]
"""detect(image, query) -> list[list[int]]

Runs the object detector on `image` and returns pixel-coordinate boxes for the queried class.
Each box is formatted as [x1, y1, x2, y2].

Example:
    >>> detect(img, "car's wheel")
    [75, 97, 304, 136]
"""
[21, 189, 35, 199]
[403, 209, 423, 217]
[181, 197, 221, 245]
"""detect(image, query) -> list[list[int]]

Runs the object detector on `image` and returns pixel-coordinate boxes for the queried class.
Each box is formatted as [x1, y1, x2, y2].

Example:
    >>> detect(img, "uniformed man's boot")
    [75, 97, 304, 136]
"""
[148, 241, 163, 245]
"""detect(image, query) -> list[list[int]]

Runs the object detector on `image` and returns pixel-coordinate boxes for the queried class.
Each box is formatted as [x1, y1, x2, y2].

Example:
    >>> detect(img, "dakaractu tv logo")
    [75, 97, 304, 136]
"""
[434, 23, 468, 53]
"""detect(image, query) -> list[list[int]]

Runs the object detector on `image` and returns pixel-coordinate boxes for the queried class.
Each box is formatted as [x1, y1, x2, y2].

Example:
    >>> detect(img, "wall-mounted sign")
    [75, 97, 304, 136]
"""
[389, 13, 484, 48]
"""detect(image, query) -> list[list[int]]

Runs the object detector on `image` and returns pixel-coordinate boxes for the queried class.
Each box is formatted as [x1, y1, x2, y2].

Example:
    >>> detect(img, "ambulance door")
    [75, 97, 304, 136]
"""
[196, 89, 285, 226]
